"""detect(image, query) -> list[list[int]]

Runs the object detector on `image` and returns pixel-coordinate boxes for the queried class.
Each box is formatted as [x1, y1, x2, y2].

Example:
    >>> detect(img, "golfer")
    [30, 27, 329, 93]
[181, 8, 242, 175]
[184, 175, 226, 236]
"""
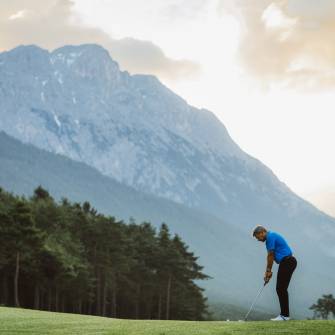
[253, 226, 297, 321]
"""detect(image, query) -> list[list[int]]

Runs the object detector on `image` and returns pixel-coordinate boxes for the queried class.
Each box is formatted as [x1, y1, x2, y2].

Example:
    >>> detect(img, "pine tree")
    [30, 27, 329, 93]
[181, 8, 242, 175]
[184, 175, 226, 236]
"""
[310, 294, 335, 319]
[0, 185, 210, 319]
[8, 199, 45, 307]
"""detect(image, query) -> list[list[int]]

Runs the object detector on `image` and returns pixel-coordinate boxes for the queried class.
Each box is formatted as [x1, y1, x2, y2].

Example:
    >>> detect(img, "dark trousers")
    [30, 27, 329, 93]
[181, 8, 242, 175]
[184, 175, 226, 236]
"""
[276, 256, 297, 317]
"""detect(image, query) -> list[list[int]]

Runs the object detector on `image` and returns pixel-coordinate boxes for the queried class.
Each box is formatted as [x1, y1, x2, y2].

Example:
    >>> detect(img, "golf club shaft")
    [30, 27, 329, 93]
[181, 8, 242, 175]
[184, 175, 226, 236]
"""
[244, 283, 266, 321]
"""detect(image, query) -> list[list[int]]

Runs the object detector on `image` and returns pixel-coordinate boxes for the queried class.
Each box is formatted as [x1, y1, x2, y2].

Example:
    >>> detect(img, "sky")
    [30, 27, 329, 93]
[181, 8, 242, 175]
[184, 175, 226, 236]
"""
[1, 0, 335, 212]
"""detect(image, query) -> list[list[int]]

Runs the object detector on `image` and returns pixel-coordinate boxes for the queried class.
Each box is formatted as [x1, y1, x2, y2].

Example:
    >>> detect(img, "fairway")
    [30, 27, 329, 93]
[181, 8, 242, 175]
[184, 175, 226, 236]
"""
[0, 307, 334, 335]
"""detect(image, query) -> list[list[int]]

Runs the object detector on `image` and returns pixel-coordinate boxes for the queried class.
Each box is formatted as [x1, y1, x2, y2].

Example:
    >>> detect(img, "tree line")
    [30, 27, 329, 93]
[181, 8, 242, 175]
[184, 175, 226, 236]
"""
[310, 294, 335, 320]
[0, 185, 209, 320]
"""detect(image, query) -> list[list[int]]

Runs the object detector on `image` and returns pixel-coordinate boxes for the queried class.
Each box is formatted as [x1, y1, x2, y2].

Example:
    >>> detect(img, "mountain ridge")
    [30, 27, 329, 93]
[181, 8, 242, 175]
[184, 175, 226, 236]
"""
[1, 44, 335, 317]
[0, 129, 258, 307]
[0, 43, 247, 210]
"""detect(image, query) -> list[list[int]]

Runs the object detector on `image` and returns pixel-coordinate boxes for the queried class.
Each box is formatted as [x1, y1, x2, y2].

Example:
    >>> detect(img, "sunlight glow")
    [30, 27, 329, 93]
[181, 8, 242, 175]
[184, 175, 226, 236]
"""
[8, 10, 26, 20]
[73, 0, 335, 200]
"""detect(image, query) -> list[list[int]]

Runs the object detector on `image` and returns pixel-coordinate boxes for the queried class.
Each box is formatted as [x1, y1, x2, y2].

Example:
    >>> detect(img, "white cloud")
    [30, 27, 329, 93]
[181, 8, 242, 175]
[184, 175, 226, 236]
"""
[8, 9, 28, 20]
[219, 0, 335, 90]
[0, 0, 201, 81]
[262, 3, 297, 29]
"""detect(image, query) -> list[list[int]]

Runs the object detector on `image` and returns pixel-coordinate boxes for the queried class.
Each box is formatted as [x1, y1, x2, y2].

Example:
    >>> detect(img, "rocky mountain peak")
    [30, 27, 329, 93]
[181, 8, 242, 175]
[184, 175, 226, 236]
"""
[0, 44, 312, 215]
[51, 44, 121, 82]
[0, 44, 50, 73]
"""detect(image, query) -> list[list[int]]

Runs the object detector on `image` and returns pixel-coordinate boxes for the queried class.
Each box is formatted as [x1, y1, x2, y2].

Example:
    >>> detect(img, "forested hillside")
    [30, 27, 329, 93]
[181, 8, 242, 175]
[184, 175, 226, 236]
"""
[0, 186, 209, 320]
[2, 44, 335, 316]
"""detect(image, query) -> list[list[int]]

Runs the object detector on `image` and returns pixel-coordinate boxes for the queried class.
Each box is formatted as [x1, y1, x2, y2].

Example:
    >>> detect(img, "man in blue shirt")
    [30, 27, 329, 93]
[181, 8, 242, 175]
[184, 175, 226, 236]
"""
[253, 226, 297, 321]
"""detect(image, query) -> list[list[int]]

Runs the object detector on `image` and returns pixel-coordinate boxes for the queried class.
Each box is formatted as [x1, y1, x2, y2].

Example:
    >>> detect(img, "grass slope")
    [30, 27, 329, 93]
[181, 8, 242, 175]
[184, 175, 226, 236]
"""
[0, 307, 334, 335]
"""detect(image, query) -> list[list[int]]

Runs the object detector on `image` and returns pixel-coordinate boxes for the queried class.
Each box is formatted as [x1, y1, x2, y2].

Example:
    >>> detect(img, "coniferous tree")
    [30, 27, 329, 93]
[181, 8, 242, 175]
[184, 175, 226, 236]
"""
[0, 185, 209, 320]
[8, 199, 45, 307]
[310, 294, 335, 319]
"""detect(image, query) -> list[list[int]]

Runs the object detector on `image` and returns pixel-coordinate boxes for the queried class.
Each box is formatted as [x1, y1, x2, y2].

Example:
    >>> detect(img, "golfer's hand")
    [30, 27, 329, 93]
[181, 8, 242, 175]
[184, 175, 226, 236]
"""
[264, 271, 272, 284]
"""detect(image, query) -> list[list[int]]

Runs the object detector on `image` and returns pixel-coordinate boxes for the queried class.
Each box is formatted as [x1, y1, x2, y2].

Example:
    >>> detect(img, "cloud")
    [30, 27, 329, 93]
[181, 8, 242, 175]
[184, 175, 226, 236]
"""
[0, 0, 201, 81]
[305, 187, 335, 217]
[109, 37, 200, 80]
[219, 0, 335, 90]
[161, 0, 210, 21]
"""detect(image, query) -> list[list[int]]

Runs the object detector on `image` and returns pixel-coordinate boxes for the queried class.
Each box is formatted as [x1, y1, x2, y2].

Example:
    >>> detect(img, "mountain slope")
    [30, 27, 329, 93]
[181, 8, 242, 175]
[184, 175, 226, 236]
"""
[1, 44, 335, 316]
[0, 44, 330, 227]
[0, 44, 334, 255]
[0, 44, 273, 213]
[0, 130, 258, 309]
[0, 122, 332, 318]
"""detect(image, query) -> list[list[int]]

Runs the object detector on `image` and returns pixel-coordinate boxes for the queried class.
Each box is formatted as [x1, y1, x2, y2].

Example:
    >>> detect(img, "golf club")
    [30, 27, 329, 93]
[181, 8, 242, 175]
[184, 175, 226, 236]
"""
[243, 282, 267, 321]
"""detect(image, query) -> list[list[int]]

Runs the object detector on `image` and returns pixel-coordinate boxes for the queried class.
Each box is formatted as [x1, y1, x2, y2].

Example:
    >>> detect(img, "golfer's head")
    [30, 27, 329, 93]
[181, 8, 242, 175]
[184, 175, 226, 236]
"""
[253, 225, 267, 242]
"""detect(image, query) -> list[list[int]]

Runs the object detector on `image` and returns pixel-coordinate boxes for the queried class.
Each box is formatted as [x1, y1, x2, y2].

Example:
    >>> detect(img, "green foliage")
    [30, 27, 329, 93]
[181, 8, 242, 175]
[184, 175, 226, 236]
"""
[310, 294, 335, 320]
[0, 185, 209, 320]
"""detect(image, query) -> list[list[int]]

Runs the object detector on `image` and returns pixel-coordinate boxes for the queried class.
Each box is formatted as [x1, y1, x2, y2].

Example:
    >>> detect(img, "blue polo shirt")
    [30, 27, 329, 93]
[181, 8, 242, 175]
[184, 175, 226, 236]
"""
[266, 231, 293, 264]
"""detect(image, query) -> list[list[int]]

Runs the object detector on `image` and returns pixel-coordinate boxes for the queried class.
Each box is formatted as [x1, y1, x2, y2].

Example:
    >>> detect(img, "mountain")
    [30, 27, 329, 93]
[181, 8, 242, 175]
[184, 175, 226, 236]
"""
[0, 44, 260, 214]
[0, 130, 262, 313]
[1, 44, 335, 316]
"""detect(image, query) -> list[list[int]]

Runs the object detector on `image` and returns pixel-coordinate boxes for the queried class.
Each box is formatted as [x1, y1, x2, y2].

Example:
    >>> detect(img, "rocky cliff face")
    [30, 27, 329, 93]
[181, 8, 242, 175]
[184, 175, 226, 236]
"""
[0, 44, 299, 214]
[1, 44, 335, 315]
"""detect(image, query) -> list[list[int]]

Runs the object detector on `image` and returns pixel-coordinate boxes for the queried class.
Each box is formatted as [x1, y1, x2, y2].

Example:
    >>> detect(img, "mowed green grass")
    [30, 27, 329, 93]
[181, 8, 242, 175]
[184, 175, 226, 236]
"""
[0, 307, 334, 335]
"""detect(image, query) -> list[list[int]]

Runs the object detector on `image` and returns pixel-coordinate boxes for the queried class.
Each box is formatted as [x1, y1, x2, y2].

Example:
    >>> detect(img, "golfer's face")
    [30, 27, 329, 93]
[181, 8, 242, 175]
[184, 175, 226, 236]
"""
[255, 232, 266, 242]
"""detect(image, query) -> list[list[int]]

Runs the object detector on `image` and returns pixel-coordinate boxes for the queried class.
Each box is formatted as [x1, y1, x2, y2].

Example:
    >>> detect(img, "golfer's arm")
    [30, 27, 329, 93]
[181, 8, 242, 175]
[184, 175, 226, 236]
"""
[266, 251, 274, 271]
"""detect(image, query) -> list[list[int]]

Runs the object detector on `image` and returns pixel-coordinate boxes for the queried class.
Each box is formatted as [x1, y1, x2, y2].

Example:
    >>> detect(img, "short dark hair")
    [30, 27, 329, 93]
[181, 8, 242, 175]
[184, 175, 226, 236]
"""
[252, 225, 267, 237]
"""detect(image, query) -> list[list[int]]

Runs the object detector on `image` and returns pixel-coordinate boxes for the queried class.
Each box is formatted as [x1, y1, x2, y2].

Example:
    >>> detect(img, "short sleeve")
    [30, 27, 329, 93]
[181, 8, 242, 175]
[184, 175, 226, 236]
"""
[266, 233, 276, 251]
